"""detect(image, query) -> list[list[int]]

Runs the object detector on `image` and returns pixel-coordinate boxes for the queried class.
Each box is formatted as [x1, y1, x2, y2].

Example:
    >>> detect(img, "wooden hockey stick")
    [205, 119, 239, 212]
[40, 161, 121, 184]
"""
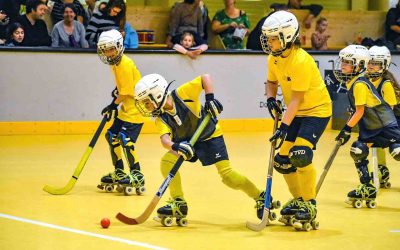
[316, 140, 341, 194]
[43, 115, 108, 195]
[116, 114, 211, 225]
[246, 113, 279, 231]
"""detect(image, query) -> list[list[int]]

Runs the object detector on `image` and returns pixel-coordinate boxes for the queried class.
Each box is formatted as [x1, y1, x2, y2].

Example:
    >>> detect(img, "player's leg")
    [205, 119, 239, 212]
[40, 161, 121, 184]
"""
[376, 148, 390, 188]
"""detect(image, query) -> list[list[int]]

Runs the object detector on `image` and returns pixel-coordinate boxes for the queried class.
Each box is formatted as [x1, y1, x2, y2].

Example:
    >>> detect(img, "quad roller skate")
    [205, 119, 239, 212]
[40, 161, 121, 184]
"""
[292, 199, 319, 232]
[378, 165, 391, 189]
[118, 169, 146, 196]
[97, 168, 127, 193]
[278, 198, 303, 226]
[345, 183, 377, 208]
[255, 191, 281, 221]
[154, 197, 188, 227]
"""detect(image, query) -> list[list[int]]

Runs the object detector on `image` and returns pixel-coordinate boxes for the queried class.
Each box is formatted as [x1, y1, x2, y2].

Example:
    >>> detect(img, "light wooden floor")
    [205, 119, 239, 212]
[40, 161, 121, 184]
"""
[0, 130, 399, 250]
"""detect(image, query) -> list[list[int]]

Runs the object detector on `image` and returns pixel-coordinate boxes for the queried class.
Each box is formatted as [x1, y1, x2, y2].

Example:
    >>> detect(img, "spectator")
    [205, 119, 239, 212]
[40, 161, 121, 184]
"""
[17, 0, 51, 46]
[51, 3, 88, 48]
[199, 0, 209, 41]
[246, 12, 274, 51]
[0, 0, 21, 43]
[84, 0, 97, 25]
[123, 22, 138, 49]
[85, 0, 125, 47]
[385, 0, 400, 48]
[166, 0, 204, 49]
[5, 22, 25, 46]
[48, 0, 86, 26]
[211, 0, 250, 50]
[311, 17, 330, 50]
[173, 31, 208, 59]
[271, 0, 323, 29]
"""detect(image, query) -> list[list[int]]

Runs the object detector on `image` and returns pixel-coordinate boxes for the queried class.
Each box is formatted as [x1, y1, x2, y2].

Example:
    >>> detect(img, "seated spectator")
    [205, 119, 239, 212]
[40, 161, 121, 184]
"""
[123, 22, 138, 49]
[211, 0, 250, 50]
[173, 31, 208, 59]
[271, 0, 323, 29]
[48, 0, 86, 26]
[5, 22, 25, 46]
[85, 0, 125, 47]
[17, 0, 51, 46]
[0, 0, 22, 44]
[84, 0, 97, 25]
[385, 0, 400, 49]
[51, 3, 88, 48]
[166, 0, 205, 48]
[246, 12, 274, 51]
[311, 17, 330, 50]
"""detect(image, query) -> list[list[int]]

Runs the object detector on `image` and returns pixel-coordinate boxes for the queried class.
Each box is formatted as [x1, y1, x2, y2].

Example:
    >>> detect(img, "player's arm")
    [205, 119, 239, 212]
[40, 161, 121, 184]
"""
[281, 90, 305, 125]
[265, 80, 279, 98]
[160, 133, 174, 150]
[202, 74, 223, 118]
[161, 133, 195, 160]
[382, 82, 397, 109]
[346, 105, 364, 127]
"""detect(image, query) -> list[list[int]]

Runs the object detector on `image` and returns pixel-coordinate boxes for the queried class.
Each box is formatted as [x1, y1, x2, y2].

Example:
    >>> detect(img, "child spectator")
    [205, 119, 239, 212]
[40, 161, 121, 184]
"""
[311, 17, 330, 50]
[5, 22, 25, 46]
[173, 32, 208, 59]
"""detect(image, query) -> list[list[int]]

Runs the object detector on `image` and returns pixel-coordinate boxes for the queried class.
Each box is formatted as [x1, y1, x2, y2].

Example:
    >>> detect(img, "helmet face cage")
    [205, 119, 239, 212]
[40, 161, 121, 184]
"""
[97, 31, 125, 65]
[333, 57, 366, 83]
[367, 46, 391, 78]
[260, 33, 288, 56]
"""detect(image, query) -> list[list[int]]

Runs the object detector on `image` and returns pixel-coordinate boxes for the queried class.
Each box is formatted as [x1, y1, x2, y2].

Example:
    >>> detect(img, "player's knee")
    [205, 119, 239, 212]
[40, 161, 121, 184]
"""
[289, 146, 313, 168]
[118, 132, 135, 150]
[389, 142, 400, 161]
[105, 130, 119, 145]
[350, 141, 369, 163]
[274, 154, 296, 174]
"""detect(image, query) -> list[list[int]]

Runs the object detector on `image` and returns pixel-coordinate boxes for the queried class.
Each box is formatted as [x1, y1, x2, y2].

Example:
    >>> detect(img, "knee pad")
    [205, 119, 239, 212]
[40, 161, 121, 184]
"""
[389, 142, 400, 161]
[350, 141, 369, 163]
[105, 130, 119, 146]
[274, 154, 296, 174]
[118, 132, 135, 150]
[289, 146, 313, 168]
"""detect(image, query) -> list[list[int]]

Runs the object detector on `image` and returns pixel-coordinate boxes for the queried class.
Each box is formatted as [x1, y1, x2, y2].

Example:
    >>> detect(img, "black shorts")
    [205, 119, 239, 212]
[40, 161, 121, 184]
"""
[190, 136, 229, 166]
[285, 116, 331, 148]
[360, 125, 400, 148]
[108, 118, 143, 143]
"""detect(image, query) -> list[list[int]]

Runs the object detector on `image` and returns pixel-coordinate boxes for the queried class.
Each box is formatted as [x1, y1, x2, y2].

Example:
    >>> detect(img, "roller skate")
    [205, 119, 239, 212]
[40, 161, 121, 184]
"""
[278, 198, 303, 226]
[118, 169, 146, 196]
[378, 165, 391, 189]
[97, 168, 127, 193]
[255, 191, 281, 222]
[154, 197, 188, 227]
[345, 183, 377, 209]
[292, 199, 319, 231]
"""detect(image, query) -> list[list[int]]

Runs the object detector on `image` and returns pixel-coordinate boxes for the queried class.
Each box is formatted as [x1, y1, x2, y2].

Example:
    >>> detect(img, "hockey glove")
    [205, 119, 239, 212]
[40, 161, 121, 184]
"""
[101, 102, 119, 121]
[269, 123, 289, 149]
[336, 124, 352, 145]
[266, 97, 283, 120]
[204, 93, 223, 119]
[172, 141, 195, 160]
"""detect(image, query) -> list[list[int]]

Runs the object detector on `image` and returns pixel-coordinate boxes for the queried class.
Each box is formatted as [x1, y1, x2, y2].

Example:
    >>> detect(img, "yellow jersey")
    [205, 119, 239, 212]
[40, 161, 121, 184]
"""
[347, 76, 381, 107]
[370, 78, 397, 106]
[267, 48, 332, 117]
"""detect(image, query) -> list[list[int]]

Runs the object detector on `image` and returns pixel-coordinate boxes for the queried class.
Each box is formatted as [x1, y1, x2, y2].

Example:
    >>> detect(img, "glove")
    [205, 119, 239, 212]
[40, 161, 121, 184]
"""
[204, 93, 223, 119]
[266, 97, 282, 119]
[111, 87, 119, 99]
[269, 123, 289, 149]
[101, 102, 118, 121]
[172, 141, 195, 160]
[336, 124, 352, 145]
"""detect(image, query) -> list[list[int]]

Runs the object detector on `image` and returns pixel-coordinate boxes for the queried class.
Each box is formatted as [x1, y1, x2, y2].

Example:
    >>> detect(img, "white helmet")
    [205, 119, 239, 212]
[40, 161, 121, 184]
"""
[260, 11, 299, 56]
[367, 46, 391, 78]
[134, 74, 170, 117]
[334, 45, 370, 83]
[97, 29, 124, 65]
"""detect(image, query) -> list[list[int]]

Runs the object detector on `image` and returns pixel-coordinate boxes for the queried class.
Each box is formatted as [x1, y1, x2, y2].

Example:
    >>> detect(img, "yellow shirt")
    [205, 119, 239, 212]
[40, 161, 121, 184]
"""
[267, 48, 332, 117]
[346, 77, 381, 107]
[111, 55, 144, 123]
[370, 78, 397, 106]
[155, 76, 223, 139]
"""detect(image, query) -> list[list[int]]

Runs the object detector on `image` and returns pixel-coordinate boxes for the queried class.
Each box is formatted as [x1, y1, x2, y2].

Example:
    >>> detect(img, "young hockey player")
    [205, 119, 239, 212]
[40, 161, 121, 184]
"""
[366, 46, 400, 188]
[334, 45, 400, 208]
[133, 73, 272, 226]
[96, 29, 146, 195]
[261, 11, 332, 231]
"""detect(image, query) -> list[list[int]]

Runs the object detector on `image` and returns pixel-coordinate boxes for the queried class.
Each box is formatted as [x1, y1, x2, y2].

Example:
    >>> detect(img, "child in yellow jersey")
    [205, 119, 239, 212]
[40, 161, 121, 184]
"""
[133, 73, 270, 226]
[96, 30, 146, 195]
[366, 46, 400, 189]
[333, 45, 400, 208]
[260, 11, 332, 231]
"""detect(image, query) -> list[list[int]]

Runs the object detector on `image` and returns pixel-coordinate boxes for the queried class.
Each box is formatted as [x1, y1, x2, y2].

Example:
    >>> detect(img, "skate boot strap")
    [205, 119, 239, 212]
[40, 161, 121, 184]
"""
[355, 184, 376, 198]
[166, 198, 187, 217]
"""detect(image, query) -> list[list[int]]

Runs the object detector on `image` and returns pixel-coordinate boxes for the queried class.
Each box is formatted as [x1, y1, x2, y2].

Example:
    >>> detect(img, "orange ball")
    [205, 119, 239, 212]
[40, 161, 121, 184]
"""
[101, 218, 110, 228]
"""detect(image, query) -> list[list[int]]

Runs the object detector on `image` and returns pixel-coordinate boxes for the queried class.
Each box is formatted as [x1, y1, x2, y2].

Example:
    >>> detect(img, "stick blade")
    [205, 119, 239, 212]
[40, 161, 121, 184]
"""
[116, 213, 139, 225]
[116, 196, 161, 225]
[42, 179, 76, 195]
[246, 210, 269, 232]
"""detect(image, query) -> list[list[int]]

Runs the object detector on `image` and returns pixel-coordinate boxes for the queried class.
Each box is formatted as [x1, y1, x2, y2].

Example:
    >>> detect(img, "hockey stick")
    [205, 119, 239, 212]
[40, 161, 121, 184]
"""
[116, 114, 211, 225]
[316, 140, 341, 194]
[246, 113, 279, 231]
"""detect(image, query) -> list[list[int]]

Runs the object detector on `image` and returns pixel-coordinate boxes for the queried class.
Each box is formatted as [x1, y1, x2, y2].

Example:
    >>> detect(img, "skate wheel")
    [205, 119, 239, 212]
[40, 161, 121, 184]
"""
[124, 187, 135, 196]
[311, 220, 319, 230]
[366, 200, 377, 209]
[136, 186, 146, 195]
[384, 182, 391, 189]
[272, 200, 281, 209]
[289, 217, 296, 226]
[161, 217, 173, 227]
[293, 221, 302, 231]
[303, 222, 312, 232]
[269, 212, 277, 221]
[116, 185, 123, 193]
[176, 218, 188, 227]
[353, 200, 362, 209]
[105, 185, 114, 193]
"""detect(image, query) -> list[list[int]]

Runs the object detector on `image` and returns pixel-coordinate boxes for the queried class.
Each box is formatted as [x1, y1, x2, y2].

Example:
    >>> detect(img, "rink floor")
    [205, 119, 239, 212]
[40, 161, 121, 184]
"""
[0, 129, 399, 250]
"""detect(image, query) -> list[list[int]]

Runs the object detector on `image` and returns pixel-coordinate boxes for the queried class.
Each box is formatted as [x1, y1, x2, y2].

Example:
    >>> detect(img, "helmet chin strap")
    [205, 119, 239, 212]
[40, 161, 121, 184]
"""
[152, 80, 175, 116]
